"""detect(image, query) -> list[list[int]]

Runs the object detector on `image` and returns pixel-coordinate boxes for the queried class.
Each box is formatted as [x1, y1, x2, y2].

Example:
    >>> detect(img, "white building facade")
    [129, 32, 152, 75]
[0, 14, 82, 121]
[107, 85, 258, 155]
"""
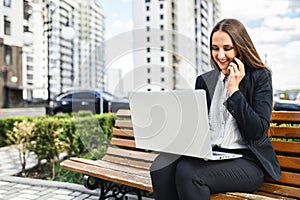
[23, 0, 105, 101]
[0, 0, 24, 107]
[133, 0, 220, 92]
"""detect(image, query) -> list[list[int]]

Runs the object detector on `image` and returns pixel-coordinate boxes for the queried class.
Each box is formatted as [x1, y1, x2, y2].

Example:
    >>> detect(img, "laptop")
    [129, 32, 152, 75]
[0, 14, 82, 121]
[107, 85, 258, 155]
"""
[128, 90, 242, 160]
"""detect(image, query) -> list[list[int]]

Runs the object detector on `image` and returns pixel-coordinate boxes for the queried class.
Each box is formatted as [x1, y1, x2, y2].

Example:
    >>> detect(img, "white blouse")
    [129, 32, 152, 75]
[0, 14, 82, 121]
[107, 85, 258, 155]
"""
[208, 72, 247, 149]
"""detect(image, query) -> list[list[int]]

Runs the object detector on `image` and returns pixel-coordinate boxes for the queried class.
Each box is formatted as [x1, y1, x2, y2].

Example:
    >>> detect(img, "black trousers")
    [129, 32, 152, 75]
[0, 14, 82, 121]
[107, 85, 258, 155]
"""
[150, 152, 264, 200]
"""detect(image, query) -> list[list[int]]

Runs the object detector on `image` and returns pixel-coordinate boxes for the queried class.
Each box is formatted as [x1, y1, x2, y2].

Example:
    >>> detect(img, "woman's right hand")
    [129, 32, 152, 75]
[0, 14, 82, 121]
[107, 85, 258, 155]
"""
[227, 57, 245, 96]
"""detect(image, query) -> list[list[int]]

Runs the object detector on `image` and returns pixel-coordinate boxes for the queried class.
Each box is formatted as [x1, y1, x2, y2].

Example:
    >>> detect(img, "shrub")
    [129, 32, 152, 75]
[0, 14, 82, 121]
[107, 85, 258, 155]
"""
[0, 116, 30, 147]
[28, 117, 70, 178]
[6, 120, 35, 173]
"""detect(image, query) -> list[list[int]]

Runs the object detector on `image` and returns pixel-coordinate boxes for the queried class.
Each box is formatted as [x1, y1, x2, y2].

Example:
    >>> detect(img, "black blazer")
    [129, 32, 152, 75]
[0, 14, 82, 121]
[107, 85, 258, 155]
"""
[195, 67, 282, 181]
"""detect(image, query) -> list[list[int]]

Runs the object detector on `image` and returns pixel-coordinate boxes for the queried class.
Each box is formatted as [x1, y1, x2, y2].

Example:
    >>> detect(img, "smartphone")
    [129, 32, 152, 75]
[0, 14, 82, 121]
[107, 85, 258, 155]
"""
[232, 58, 239, 68]
[233, 53, 241, 68]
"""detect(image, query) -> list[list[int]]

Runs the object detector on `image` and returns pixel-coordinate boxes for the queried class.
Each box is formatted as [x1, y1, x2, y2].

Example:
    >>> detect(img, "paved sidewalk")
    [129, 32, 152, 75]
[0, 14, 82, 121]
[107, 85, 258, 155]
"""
[0, 146, 38, 176]
[0, 175, 99, 200]
[0, 146, 153, 200]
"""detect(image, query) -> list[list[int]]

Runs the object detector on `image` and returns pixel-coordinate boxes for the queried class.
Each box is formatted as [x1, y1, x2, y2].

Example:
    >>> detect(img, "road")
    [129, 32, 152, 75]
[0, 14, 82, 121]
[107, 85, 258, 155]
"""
[0, 107, 46, 118]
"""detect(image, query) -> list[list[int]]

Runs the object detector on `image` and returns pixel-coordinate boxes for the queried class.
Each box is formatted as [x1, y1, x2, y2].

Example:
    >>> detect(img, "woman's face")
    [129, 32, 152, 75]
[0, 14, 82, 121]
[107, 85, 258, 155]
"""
[211, 30, 237, 75]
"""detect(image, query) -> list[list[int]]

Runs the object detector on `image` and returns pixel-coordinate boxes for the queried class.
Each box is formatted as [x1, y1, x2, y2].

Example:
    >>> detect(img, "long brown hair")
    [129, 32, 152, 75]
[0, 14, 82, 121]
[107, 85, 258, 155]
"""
[210, 18, 266, 70]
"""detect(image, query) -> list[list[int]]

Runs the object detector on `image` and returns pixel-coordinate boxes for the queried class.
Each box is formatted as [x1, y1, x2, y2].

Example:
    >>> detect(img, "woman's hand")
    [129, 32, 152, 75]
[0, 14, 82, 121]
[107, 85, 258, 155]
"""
[227, 57, 245, 96]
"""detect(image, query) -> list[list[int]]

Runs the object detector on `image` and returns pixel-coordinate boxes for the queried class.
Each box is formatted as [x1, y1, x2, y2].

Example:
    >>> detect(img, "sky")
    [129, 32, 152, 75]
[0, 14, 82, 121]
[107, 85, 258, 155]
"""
[98, 0, 300, 91]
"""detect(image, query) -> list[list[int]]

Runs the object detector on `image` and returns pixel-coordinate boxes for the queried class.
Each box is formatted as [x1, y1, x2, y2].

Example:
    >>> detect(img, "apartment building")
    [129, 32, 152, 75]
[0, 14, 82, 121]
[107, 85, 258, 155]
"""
[78, 0, 105, 90]
[133, 0, 220, 92]
[22, 0, 104, 101]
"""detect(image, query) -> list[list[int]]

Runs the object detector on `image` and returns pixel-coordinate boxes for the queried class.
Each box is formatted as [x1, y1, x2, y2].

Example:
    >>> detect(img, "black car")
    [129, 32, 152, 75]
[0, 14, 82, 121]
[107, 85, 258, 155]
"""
[46, 89, 130, 115]
[273, 100, 300, 111]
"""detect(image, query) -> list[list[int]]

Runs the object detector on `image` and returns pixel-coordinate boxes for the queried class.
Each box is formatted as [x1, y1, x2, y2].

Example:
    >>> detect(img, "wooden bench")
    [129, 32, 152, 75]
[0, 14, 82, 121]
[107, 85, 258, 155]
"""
[60, 109, 300, 199]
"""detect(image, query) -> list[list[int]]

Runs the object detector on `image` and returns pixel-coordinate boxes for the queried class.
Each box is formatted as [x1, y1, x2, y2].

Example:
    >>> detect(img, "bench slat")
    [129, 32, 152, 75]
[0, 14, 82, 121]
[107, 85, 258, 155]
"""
[275, 171, 300, 187]
[116, 109, 131, 118]
[106, 147, 157, 162]
[69, 157, 150, 177]
[114, 120, 133, 129]
[271, 140, 300, 153]
[211, 193, 247, 199]
[226, 192, 286, 200]
[61, 159, 153, 192]
[271, 111, 300, 123]
[268, 126, 300, 138]
[258, 182, 300, 199]
[111, 138, 136, 149]
[102, 155, 151, 170]
[277, 155, 300, 170]
[112, 128, 134, 138]
[254, 192, 295, 200]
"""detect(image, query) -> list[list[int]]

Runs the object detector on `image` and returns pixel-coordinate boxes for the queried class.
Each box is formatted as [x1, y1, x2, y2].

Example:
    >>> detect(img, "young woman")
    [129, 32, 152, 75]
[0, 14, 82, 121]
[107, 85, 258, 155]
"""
[150, 18, 281, 200]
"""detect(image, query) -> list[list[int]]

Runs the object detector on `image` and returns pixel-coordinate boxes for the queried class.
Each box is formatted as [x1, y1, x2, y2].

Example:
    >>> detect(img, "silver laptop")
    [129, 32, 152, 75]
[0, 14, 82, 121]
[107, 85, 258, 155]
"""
[128, 90, 242, 160]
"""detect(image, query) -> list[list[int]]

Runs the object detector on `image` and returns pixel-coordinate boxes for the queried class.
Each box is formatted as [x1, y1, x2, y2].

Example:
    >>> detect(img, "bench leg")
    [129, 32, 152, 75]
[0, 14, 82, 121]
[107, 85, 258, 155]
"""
[83, 175, 142, 200]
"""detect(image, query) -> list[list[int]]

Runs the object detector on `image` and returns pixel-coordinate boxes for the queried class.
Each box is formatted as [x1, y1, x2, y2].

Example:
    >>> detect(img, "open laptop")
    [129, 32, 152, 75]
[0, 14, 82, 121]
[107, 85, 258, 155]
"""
[128, 90, 242, 160]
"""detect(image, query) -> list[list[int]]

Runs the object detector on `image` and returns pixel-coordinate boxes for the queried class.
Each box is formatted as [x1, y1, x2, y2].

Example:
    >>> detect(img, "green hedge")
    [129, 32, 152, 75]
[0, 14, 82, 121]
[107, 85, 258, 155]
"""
[0, 112, 115, 157]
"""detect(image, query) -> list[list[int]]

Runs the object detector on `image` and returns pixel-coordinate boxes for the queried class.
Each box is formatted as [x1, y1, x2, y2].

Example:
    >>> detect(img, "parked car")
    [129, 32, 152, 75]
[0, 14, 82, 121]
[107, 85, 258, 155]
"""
[273, 100, 300, 111]
[46, 89, 130, 115]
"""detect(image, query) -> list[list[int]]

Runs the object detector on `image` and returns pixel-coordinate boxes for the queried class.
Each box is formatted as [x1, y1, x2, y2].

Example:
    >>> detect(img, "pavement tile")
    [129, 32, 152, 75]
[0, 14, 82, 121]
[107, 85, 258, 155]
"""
[17, 193, 40, 199]
[70, 191, 82, 196]
[20, 189, 40, 194]
[72, 193, 91, 200]
[13, 183, 31, 189]
[54, 188, 74, 195]
[48, 194, 74, 200]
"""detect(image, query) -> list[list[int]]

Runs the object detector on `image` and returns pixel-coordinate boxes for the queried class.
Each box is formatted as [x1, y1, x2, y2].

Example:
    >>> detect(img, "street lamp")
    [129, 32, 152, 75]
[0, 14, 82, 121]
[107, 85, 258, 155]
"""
[45, 2, 75, 106]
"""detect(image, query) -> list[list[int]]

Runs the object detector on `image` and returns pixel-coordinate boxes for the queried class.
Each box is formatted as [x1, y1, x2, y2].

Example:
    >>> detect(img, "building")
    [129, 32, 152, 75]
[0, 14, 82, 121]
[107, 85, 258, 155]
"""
[133, 0, 220, 92]
[22, 0, 105, 102]
[0, 0, 24, 107]
[78, 0, 105, 90]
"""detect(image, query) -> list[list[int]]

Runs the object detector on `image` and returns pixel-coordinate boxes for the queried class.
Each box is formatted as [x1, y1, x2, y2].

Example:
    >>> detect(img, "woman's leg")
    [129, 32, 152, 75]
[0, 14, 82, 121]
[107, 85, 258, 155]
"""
[176, 157, 264, 200]
[150, 153, 181, 200]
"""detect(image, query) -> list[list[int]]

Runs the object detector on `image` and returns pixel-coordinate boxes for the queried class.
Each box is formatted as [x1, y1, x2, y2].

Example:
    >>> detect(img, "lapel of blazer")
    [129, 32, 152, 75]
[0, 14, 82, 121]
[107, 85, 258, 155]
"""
[202, 69, 219, 107]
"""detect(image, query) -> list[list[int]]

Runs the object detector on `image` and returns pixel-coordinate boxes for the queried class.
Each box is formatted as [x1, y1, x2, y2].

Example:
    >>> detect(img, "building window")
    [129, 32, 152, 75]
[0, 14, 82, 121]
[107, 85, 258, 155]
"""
[146, 16, 150, 21]
[146, 6, 150, 11]
[160, 14, 164, 20]
[146, 26, 150, 32]
[161, 67, 165, 73]
[146, 37, 150, 42]
[5, 46, 12, 65]
[161, 56, 164, 62]
[147, 57, 151, 63]
[4, 16, 11, 35]
[160, 35, 164, 41]
[147, 78, 151, 84]
[147, 47, 151, 53]
[147, 88, 151, 91]
[147, 68, 151, 73]
[145, 0, 151, 3]
[3, 0, 11, 7]
[161, 46, 164, 51]
[160, 4, 163, 9]
[160, 25, 164, 30]
[161, 77, 165, 82]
